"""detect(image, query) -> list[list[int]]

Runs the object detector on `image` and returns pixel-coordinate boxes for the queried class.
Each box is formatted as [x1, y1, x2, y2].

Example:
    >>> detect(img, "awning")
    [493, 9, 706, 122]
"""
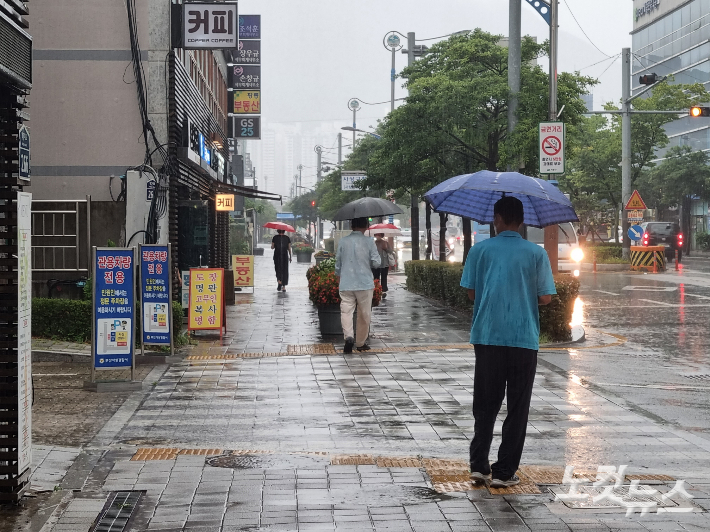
[212, 181, 282, 202]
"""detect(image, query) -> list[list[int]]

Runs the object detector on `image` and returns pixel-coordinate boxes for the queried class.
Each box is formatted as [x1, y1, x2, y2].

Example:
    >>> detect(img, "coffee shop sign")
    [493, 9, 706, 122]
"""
[636, 0, 660, 22]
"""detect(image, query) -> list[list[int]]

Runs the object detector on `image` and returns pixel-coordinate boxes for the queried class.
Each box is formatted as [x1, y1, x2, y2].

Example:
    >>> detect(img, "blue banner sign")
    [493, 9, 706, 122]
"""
[94, 248, 135, 369]
[239, 15, 261, 39]
[140, 245, 171, 346]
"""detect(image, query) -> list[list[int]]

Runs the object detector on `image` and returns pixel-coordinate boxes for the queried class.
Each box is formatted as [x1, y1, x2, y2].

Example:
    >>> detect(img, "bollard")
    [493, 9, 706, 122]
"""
[653, 251, 658, 274]
[675, 249, 679, 271]
[593, 250, 597, 273]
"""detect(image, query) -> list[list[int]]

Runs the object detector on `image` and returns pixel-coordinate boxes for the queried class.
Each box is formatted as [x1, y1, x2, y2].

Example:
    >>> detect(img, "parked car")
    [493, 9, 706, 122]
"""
[526, 223, 584, 275]
[640, 222, 683, 261]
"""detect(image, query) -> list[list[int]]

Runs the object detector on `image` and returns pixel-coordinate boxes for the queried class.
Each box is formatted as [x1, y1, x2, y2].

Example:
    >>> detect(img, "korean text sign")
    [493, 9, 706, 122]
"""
[232, 255, 254, 287]
[539, 122, 565, 174]
[183, 3, 238, 49]
[230, 91, 261, 114]
[188, 269, 224, 330]
[94, 248, 135, 369]
[141, 245, 171, 346]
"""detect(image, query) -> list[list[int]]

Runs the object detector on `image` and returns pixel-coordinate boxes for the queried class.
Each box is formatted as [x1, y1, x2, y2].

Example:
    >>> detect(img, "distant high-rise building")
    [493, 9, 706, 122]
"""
[581, 93, 593, 112]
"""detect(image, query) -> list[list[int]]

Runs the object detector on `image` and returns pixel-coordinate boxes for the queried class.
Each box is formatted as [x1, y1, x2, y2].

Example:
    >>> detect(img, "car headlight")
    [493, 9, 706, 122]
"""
[397, 242, 404, 249]
[571, 248, 584, 263]
[448, 237, 455, 245]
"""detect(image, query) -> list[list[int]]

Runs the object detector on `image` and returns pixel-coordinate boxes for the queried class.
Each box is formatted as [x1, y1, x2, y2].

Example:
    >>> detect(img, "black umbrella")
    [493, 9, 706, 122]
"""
[332, 197, 404, 221]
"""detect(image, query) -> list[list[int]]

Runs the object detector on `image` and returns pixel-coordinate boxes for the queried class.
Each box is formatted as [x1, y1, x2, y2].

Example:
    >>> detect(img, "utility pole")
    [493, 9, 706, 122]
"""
[315, 145, 323, 249]
[315, 146, 322, 182]
[543, 0, 560, 274]
[407, 31, 420, 261]
[349, 100, 360, 150]
[507, 0, 522, 141]
[337, 133, 342, 165]
[298, 164, 303, 196]
[621, 47, 632, 259]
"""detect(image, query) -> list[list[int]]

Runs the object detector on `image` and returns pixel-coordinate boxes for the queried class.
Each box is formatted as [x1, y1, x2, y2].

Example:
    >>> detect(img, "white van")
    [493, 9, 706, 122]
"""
[526, 223, 584, 275]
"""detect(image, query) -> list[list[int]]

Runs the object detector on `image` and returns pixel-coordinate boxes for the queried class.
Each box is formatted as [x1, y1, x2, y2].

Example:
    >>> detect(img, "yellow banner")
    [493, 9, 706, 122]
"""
[232, 255, 254, 287]
[232, 90, 261, 114]
[188, 268, 224, 330]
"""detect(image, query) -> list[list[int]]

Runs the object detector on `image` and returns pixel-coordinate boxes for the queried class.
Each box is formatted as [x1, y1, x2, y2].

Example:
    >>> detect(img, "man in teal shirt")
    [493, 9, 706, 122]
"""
[460, 196, 556, 488]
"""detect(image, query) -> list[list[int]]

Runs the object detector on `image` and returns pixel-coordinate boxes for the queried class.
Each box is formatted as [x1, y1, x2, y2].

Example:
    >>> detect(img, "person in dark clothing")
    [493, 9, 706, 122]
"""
[271, 230, 292, 292]
[371, 233, 390, 297]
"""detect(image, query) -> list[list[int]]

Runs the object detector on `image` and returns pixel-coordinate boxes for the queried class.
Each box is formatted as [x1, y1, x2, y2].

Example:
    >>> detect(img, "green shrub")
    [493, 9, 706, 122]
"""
[696, 231, 710, 251]
[404, 260, 580, 343]
[33, 299, 92, 342]
[583, 242, 623, 262]
[32, 298, 186, 344]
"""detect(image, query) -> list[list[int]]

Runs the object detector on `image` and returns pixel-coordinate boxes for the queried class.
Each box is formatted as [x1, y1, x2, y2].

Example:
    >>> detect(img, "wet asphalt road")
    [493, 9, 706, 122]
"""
[543, 255, 710, 440]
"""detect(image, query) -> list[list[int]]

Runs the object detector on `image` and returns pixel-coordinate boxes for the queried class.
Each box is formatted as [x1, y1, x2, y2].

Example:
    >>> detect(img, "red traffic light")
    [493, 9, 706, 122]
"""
[690, 106, 710, 117]
[310, 201, 316, 207]
[639, 73, 659, 85]
[678, 233, 684, 242]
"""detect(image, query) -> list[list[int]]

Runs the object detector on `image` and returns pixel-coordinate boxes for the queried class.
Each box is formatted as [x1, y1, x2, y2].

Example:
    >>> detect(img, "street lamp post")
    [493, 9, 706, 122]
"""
[348, 99, 360, 149]
[384, 32, 403, 113]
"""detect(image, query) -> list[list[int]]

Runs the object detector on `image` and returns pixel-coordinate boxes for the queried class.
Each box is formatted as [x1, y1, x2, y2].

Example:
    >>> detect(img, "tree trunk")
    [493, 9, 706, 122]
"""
[463, 218, 472, 264]
[425, 203, 432, 260]
[439, 212, 447, 262]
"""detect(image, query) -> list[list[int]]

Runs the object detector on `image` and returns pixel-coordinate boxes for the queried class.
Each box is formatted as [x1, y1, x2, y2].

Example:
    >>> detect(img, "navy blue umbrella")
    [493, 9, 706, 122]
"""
[424, 170, 578, 228]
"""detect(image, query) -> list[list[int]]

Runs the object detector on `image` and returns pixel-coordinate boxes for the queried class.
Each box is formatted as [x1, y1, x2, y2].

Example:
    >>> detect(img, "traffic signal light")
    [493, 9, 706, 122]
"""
[310, 200, 316, 207]
[639, 73, 659, 85]
[690, 106, 710, 117]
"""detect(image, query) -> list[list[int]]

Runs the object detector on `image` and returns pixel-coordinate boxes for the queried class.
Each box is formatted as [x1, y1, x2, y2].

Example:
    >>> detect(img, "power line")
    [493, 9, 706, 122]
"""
[597, 54, 620, 79]
[580, 54, 621, 72]
[562, 0, 612, 58]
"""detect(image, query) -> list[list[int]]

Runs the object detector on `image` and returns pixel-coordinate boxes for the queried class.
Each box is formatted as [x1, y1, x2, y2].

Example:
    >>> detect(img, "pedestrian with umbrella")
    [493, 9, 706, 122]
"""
[424, 171, 577, 488]
[265, 222, 294, 292]
[332, 199, 403, 353]
[366, 223, 400, 298]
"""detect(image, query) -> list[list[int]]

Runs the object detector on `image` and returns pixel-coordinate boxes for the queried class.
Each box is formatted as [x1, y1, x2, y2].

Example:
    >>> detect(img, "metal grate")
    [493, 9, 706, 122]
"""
[91, 491, 143, 532]
[0, 15, 31, 87]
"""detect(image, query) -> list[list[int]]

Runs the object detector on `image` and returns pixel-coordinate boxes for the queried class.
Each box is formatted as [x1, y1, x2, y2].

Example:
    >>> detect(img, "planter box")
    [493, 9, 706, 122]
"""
[296, 251, 313, 263]
[253, 247, 265, 256]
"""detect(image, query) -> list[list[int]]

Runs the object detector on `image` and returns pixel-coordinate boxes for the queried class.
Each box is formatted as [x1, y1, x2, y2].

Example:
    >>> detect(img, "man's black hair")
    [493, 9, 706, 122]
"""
[351, 217, 369, 229]
[493, 196, 524, 226]
[277, 229, 285, 234]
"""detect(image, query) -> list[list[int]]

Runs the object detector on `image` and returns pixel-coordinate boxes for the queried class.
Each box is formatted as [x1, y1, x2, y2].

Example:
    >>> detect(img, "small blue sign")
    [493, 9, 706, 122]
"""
[140, 245, 171, 346]
[628, 225, 644, 241]
[19, 126, 30, 182]
[239, 15, 261, 39]
[94, 249, 135, 369]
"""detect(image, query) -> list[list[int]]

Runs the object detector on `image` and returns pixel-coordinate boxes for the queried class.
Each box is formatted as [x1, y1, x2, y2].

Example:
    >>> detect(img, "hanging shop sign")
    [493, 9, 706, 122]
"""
[92, 248, 136, 369]
[17, 192, 32, 473]
[216, 194, 235, 211]
[229, 90, 261, 114]
[232, 116, 261, 139]
[19, 126, 30, 182]
[233, 255, 254, 287]
[341, 171, 367, 191]
[181, 270, 190, 307]
[182, 2, 238, 49]
[239, 15, 261, 39]
[228, 65, 261, 90]
[188, 268, 226, 335]
[231, 40, 261, 64]
[539, 122, 565, 174]
[139, 244, 173, 351]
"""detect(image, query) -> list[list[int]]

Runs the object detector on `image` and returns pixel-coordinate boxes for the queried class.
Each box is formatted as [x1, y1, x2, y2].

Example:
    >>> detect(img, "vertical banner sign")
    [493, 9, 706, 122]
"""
[18, 126, 30, 182]
[232, 255, 254, 287]
[539, 122, 565, 174]
[239, 15, 261, 39]
[188, 268, 225, 333]
[230, 90, 261, 114]
[140, 244, 172, 347]
[181, 271, 190, 307]
[233, 116, 261, 139]
[17, 192, 31, 473]
[229, 65, 261, 90]
[232, 40, 261, 64]
[93, 248, 135, 369]
[183, 3, 238, 49]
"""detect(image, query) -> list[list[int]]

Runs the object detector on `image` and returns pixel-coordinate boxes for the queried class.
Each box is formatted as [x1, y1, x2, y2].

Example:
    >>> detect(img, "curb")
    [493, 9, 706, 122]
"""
[540, 325, 585, 349]
[581, 263, 629, 272]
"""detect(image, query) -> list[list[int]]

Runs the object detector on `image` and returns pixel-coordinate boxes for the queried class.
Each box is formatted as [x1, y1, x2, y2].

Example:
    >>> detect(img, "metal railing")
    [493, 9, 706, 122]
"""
[31, 196, 91, 272]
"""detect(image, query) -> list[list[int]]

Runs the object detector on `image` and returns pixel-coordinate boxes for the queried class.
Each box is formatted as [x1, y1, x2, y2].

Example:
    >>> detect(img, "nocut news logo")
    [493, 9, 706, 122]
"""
[636, 0, 660, 22]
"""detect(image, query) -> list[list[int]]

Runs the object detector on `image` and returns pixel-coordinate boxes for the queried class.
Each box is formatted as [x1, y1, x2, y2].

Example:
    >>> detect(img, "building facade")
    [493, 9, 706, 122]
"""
[632, 0, 710, 158]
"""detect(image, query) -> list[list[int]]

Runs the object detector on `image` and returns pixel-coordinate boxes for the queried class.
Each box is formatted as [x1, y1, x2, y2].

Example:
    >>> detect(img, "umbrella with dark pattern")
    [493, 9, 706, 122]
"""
[331, 197, 404, 221]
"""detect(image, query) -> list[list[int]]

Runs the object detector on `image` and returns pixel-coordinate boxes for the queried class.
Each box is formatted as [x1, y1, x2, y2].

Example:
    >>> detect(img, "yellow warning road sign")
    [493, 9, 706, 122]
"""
[625, 190, 647, 210]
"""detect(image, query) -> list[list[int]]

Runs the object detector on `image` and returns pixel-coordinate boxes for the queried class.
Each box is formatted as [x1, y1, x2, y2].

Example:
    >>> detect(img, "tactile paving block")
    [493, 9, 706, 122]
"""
[130, 448, 222, 461]
[433, 481, 486, 493]
[376, 456, 423, 468]
[286, 344, 336, 354]
[330, 454, 376, 465]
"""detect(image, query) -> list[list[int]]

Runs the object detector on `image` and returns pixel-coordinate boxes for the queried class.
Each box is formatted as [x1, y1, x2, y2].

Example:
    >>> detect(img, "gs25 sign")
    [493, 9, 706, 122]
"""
[233, 117, 261, 139]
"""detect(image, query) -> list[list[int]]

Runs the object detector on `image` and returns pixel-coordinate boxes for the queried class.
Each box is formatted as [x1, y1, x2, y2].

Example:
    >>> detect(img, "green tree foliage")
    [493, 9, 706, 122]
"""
[637, 146, 710, 211]
[245, 198, 277, 224]
[356, 30, 595, 196]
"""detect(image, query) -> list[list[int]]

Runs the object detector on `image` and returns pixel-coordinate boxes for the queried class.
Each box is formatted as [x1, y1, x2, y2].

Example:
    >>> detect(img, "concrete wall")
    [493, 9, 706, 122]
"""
[26, 0, 153, 201]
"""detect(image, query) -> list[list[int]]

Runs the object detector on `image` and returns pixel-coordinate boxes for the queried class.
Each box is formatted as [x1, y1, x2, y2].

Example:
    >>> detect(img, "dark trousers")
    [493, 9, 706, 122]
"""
[469, 344, 537, 479]
[274, 256, 289, 286]
[372, 267, 388, 292]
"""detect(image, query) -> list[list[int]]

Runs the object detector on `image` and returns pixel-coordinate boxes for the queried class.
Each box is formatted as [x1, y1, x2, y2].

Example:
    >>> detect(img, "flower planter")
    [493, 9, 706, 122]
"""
[296, 251, 313, 263]
[317, 304, 342, 335]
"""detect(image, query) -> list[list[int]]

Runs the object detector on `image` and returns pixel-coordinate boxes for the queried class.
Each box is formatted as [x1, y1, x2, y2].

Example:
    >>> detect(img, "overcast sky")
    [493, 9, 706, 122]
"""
[242, 0, 633, 137]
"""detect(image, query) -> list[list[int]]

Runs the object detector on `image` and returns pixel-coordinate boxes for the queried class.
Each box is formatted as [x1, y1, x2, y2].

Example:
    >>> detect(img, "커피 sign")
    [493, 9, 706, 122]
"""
[539, 122, 565, 174]
[17, 192, 31, 473]
[183, 3, 238, 49]
[93, 248, 135, 369]
[140, 244, 172, 348]
[230, 91, 261, 114]
[188, 268, 225, 333]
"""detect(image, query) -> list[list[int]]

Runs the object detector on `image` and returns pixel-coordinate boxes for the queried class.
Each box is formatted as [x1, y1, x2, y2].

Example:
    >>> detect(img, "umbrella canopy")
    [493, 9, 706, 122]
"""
[332, 197, 404, 221]
[424, 170, 578, 228]
[263, 221, 295, 232]
[365, 223, 402, 236]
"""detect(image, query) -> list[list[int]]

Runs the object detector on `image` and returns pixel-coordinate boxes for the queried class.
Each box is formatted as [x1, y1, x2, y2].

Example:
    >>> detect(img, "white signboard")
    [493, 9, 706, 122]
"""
[183, 3, 238, 49]
[539, 122, 565, 175]
[17, 192, 31, 473]
[341, 172, 367, 191]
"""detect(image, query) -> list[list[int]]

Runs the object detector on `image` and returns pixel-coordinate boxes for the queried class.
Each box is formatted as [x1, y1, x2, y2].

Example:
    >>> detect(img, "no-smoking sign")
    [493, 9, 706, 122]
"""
[539, 122, 565, 174]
